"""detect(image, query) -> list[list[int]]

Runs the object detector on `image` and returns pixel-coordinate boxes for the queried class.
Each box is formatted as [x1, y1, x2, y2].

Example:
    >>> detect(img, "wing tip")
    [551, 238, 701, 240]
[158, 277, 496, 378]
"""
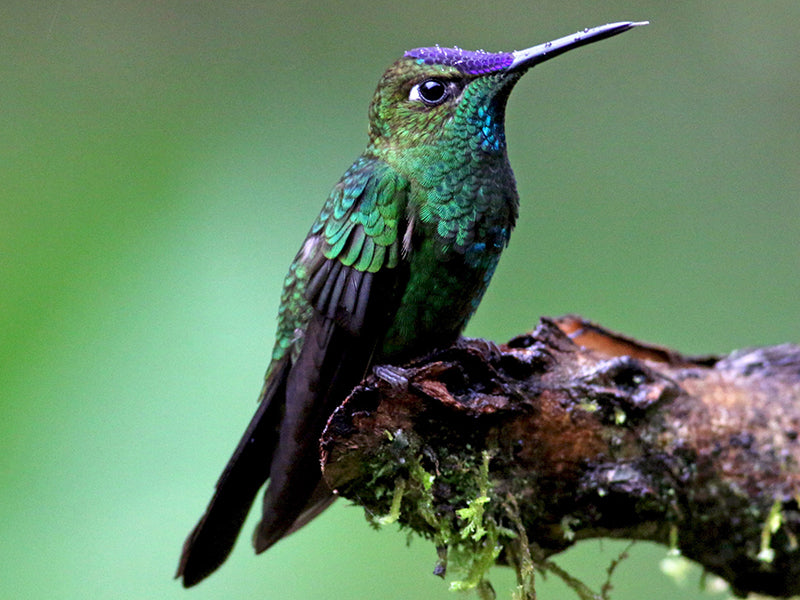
[252, 507, 293, 555]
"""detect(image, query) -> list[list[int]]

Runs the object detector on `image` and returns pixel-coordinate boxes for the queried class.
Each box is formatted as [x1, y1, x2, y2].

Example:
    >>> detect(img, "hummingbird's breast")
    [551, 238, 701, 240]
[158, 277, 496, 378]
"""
[378, 169, 517, 362]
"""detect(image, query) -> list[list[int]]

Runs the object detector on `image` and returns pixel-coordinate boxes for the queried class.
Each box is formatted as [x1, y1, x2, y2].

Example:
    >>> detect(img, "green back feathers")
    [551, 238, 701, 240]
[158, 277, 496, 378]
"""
[269, 157, 409, 369]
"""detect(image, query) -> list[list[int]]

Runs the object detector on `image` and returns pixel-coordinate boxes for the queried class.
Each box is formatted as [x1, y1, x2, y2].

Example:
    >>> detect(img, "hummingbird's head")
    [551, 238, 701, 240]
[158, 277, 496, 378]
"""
[366, 47, 521, 158]
[365, 22, 647, 166]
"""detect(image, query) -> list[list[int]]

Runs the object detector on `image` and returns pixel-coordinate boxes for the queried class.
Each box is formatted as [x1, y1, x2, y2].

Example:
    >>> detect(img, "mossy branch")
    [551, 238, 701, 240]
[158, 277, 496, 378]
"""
[320, 316, 800, 598]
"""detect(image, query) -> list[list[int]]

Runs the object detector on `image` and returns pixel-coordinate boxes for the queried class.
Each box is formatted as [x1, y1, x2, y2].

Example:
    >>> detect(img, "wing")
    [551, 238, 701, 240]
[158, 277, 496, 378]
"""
[252, 156, 410, 550]
[177, 156, 410, 586]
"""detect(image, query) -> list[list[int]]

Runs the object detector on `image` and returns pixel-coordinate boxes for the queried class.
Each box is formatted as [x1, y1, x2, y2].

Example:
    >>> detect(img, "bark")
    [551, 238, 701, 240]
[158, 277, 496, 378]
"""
[320, 316, 800, 598]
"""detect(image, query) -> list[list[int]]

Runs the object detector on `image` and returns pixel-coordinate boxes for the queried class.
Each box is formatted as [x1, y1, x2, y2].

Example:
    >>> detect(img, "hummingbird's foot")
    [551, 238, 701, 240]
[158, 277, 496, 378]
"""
[458, 336, 503, 358]
[373, 364, 410, 391]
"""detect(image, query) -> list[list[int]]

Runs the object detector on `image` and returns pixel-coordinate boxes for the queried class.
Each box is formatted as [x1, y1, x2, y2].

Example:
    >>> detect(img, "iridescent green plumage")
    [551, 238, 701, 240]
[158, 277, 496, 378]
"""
[270, 156, 407, 368]
[178, 21, 646, 587]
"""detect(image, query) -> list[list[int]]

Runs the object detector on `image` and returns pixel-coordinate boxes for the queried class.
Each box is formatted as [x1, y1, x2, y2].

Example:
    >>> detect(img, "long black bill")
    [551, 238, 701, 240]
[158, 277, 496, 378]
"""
[508, 21, 648, 71]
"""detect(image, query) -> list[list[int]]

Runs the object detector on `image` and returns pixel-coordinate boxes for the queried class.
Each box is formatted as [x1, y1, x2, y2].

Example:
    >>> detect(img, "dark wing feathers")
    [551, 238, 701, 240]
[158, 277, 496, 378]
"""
[251, 158, 410, 551]
[178, 156, 410, 586]
[253, 313, 372, 551]
[303, 158, 406, 335]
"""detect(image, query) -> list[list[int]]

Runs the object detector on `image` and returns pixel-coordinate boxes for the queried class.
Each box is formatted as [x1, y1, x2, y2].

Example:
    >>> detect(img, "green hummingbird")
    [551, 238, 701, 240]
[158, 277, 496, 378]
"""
[177, 21, 646, 587]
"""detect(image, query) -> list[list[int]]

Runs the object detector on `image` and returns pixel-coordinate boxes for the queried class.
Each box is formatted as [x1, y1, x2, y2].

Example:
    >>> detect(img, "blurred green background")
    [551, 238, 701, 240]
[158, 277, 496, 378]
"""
[2, 2, 798, 599]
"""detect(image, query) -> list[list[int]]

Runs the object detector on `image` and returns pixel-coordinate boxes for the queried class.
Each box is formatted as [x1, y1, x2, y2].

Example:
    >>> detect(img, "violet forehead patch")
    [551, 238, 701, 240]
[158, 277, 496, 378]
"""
[404, 47, 514, 75]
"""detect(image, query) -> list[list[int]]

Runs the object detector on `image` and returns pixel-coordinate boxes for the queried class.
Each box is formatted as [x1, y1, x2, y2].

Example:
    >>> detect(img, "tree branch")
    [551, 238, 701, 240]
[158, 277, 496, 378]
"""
[320, 316, 800, 598]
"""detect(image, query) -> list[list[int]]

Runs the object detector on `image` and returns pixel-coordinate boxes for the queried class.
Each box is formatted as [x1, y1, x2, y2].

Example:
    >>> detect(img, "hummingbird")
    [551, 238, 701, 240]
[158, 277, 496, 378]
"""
[177, 21, 647, 587]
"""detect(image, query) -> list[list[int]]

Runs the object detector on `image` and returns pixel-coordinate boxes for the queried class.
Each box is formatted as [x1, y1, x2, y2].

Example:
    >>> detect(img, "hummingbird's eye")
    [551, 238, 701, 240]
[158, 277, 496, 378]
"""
[409, 79, 449, 106]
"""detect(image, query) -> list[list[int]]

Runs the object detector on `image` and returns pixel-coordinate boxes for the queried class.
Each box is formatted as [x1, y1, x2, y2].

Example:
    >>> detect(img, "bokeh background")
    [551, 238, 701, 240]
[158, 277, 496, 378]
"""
[3, 2, 798, 599]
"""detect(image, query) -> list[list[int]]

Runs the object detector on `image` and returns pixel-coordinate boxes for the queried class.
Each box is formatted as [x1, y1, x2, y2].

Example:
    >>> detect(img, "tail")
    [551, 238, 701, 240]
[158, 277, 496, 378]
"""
[252, 315, 376, 552]
[176, 359, 289, 587]
[177, 213, 407, 585]
[176, 316, 376, 586]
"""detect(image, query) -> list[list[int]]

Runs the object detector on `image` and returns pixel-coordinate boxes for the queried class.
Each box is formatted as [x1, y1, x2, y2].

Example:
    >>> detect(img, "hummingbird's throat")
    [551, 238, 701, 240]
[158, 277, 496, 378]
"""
[454, 73, 519, 155]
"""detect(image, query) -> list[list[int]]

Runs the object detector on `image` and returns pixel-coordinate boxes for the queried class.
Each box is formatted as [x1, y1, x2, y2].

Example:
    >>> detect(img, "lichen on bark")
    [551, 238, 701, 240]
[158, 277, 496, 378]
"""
[321, 316, 800, 598]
